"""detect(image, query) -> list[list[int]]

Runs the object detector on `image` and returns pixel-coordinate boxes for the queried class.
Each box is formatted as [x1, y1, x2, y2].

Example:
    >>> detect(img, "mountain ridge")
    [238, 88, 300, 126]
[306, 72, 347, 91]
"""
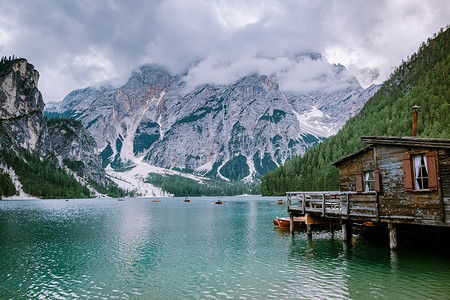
[48, 56, 378, 190]
[0, 58, 112, 199]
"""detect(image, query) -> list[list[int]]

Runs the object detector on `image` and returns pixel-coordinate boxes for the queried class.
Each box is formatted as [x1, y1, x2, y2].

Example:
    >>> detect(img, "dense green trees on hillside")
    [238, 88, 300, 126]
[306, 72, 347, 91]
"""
[0, 172, 17, 199]
[1, 150, 91, 199]
[146, 173, 259, 196]
[261, 26, 450, 196]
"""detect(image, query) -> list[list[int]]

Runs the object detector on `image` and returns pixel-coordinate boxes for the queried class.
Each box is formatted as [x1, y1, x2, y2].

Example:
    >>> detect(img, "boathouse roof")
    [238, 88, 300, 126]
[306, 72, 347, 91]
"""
[331, 136, 450, 166]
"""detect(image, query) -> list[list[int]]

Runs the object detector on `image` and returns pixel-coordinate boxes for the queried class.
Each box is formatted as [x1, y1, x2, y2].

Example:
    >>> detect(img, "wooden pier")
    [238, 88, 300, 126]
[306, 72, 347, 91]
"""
[286, 136, 450, 249]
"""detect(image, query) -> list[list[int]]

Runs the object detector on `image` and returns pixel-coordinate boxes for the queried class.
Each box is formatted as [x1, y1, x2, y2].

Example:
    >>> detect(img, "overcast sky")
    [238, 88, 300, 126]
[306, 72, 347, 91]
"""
[1, 0, 449, 102]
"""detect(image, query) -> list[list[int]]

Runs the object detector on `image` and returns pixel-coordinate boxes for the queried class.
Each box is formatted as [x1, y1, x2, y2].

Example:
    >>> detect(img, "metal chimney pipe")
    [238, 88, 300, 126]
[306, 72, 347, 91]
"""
[412, 105, 420, 137]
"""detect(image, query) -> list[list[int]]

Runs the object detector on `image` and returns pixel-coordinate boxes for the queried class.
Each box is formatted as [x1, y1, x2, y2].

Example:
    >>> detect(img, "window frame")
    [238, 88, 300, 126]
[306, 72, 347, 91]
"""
[412, 154, 428, 190]
[356, 169, 380, 193]
[402, 151, 438, 192]
[363, 171, 375, 192]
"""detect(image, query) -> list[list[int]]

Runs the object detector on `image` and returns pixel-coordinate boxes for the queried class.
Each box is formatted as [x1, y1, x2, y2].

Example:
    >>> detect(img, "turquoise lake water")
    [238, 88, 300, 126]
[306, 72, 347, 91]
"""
[1, 196, 450, 299]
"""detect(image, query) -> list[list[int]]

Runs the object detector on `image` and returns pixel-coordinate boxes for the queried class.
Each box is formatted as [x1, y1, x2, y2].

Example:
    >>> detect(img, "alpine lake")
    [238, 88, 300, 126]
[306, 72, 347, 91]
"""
[1, 196, 450, 299]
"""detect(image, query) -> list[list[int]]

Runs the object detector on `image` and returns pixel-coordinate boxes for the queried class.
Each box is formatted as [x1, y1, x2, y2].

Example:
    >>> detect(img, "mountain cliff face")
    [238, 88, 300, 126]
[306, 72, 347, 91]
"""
[50, 57, 379, 182]
[0, 59, 46, 152]
[46, 118, 106, 186]
[0, 58, 107, 193]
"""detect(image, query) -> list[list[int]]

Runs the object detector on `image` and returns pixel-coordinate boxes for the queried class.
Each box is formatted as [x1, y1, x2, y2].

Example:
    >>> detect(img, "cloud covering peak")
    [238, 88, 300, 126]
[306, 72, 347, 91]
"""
[0, 0, 449, 101]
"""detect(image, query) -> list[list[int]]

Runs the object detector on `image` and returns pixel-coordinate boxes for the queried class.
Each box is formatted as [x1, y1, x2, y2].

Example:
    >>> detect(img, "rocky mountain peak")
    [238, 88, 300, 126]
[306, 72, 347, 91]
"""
[0, 58, 108, 193]
[0, 58, 44, 120]
[0, 58, 45, 151]
[47, 60, 380, 188]
[123, 64, 172, 97]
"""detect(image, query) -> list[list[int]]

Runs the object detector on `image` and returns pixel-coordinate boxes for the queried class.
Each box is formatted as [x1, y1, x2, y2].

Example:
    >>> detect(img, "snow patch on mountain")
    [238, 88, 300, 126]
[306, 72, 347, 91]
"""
[196, 161, 213, 175]
[106, 156, 213, 197]
[294, 107, 337, 138]
[106, 159, 170, 197]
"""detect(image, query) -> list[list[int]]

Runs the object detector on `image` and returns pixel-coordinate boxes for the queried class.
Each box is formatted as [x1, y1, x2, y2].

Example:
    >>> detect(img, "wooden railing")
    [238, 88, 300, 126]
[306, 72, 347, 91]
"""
[286, 191, 378, 219]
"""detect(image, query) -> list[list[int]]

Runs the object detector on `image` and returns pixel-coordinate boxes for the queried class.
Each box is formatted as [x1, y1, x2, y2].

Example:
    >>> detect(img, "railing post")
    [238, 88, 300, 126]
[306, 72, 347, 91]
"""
[302, 193, 305, 214]
[287, 194, 291, 213]
[322, 193, 326, 217]
[290, 214, 294, 233]
[346, 193, 350, 219]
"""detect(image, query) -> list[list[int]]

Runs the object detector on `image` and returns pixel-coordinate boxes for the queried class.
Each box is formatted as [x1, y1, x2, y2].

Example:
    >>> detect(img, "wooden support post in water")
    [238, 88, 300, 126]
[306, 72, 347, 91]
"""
[388, 222, 397, 250]
[341, 221, 352, 241]
[329, 221, 335, 234]
[306, 224, 312, 237]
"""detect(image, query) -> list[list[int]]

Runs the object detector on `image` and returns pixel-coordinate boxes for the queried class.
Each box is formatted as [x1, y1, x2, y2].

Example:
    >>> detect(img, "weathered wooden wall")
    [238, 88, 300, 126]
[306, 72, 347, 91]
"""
[337, 144, 446, 224]
[377, 145, 441, 222]
[439, 149, 450, 222]
[338, 148, 375, 192]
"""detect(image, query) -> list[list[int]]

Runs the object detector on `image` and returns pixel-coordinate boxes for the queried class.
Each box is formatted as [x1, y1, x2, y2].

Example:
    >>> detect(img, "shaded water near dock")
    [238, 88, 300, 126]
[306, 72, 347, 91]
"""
[1, 196, 450, 299]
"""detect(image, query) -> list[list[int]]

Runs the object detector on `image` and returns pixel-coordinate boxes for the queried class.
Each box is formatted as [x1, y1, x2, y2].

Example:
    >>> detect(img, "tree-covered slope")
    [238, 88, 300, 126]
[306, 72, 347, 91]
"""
[261, 26, 450, 195]
[0, 57, 126, 199]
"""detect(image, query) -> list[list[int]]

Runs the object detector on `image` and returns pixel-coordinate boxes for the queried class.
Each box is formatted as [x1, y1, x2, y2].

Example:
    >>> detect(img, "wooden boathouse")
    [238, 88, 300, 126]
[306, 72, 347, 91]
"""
[286, 136, 450, 249]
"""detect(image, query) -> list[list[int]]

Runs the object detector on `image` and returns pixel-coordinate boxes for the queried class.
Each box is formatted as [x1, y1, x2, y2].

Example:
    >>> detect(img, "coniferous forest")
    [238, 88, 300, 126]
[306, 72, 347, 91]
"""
[261, 26, 450, 196]
[1, 150, 91, 199]
[146, 173, 260, 197]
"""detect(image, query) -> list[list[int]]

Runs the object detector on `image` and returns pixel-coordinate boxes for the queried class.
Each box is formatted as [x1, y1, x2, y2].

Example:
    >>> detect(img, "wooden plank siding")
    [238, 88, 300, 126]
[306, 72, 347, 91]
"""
[288, 137, 450, 227]
[439, 149, 450, 222]
[337, 148, 375, 192]
[375, 145, 441, 222]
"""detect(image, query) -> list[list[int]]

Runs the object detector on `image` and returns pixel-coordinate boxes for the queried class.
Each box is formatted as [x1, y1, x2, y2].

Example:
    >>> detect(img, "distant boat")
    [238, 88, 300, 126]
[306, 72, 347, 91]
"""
[278, 199, 284, 205]
[117, 198, 124, 201]
[151, 199, 162, 202]
[214, 199, 222, 204]
[184, 197, 191, 202]
[273, 216, 305, 229]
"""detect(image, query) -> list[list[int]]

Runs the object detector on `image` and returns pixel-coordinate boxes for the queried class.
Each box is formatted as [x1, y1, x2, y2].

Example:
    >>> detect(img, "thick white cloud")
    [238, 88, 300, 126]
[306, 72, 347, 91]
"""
[0, 0, 448, 101]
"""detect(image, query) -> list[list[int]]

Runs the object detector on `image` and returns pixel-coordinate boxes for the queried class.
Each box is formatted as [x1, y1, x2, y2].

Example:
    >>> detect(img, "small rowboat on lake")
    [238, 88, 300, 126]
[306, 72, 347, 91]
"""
[184, 197, 191, 202]
[215, 200, 222, 204]
[278, 199, 284, 205]
[273, 216, 305, 229]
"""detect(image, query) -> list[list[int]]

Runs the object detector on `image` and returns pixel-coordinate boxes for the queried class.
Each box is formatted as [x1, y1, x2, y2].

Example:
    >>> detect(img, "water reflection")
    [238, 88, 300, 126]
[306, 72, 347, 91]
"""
[114, 200, 153, 282]
[1, 197, 450, 299]
[390, 249, 399, 270]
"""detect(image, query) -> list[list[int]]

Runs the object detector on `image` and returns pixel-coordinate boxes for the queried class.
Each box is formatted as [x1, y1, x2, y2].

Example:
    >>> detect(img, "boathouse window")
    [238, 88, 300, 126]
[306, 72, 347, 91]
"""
[402, 152, 438, 191]
[364, 171, 375, 192]
[356, 170, 380, 192]
[413, 154, 428, 189]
